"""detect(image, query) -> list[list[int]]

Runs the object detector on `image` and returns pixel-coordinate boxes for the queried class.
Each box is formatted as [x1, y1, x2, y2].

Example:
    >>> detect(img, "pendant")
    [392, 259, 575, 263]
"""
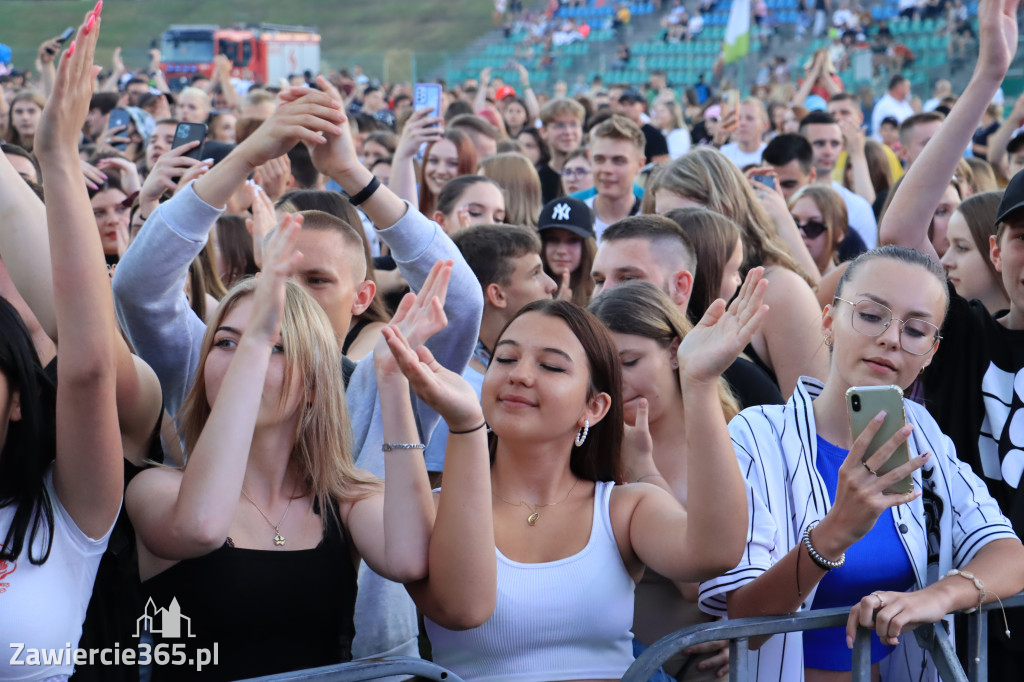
[527, 512, 539, 526]
[274, 533, 286, 546]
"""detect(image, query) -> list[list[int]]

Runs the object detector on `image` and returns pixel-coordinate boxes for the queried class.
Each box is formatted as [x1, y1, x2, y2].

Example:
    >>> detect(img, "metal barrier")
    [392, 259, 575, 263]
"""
[238, 656, 464, 682]
[623, 593, 1024, 682]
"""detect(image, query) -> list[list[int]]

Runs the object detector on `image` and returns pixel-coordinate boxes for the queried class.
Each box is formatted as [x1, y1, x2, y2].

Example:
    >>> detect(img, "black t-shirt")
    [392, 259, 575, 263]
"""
[641, 123, 670, 161]
[724, 356, 785, 409]
[921, 284, 1024, 535]
[538, 162, 564, 205]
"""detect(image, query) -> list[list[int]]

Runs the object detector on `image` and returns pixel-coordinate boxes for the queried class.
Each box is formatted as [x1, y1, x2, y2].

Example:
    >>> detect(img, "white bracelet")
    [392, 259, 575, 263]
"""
[381, 442, 425, 452]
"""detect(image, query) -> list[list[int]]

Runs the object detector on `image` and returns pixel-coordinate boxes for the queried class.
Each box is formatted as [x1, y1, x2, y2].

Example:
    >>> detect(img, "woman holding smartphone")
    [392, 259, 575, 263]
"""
[699, 245, 1024, 681]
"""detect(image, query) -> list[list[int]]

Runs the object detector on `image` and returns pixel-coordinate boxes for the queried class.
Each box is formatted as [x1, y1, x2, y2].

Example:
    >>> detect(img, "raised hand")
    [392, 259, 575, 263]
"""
[622, 398, 656, 482]
[246, 182, 276, 269]
[394, 259, 452, 349]
[976, 0, 1020, 82]
[301, 75, 363, 183]
[246, 213, 303, 347]
[97, 156, 141, 194]
[555, 269, 573, 302]
[35, 6, 103, 159]
[677, 266, 769, 386]
[138, 139, 206, 207]
[237, 84, 345, 172]
[379, 323, 484, 433]
[395, 107, 444, 162]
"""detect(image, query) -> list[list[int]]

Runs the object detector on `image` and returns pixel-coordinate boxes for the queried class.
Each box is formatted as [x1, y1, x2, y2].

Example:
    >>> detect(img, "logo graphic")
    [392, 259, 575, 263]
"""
[552, 203, 572, 221]
[134, 597, 195, 639]
[0, 560, 15, 594]
[978, 363, 1024, 488]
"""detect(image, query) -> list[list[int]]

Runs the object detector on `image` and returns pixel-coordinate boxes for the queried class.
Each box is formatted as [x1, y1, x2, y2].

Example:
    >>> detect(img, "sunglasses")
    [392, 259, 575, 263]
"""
[794, 219, 828, 239]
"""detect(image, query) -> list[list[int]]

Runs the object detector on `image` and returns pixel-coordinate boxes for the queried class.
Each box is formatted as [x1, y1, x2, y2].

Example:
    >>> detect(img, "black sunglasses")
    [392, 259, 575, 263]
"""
[794, 219, 828, 239]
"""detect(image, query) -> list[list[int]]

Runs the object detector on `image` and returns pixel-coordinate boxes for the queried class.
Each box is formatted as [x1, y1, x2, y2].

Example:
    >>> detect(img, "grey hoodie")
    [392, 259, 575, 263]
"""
[112, 183, 482, 661]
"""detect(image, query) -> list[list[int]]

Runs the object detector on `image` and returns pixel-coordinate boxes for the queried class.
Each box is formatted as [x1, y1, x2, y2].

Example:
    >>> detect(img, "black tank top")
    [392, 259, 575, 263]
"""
[143, 500, 357, 682]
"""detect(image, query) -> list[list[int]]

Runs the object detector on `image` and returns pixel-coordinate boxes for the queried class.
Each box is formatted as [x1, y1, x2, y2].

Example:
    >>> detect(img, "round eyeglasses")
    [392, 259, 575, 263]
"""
[833, 297, 942, 356]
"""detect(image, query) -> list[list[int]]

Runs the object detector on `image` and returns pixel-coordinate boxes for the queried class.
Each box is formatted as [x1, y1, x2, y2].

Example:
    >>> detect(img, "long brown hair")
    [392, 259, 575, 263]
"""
[540, 232, 597, 307]
[956, 191, 1006, 296]
[588, 281, 741, 422]
[488, 300, 624, 483]
[6, 91, 45, 151]
[419, 129, 477, 217]
[663, 207, 742, 323]
[177, 279, 380, 529]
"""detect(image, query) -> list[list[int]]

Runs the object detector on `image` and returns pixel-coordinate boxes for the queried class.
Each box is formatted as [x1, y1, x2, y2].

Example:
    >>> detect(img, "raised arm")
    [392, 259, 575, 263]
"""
[879, 0, 1018, 262]
[839, 119, 876, 204]
[515, 63, 541, 122]
[630, 269, 767, 581]
[35, 4, 122, 539]
[211, 55, 239, 111]
[388, 107, 443, 210]
[127, 215, 304, 561]
[985, 92, 1024, 180]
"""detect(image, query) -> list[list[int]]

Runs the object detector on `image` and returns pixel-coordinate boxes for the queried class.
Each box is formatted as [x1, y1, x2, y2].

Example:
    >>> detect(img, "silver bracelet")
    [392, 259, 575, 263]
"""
[802, 520, 846, 571]
[381, 442, 426, 452]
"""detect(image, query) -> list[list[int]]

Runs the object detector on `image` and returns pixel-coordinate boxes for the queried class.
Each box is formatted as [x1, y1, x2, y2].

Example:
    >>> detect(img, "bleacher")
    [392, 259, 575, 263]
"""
[447, 0, 981, 96]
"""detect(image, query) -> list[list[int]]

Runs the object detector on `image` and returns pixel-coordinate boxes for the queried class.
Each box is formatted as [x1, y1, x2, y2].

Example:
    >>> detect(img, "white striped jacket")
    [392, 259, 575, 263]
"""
[699, 377, 1018, 682]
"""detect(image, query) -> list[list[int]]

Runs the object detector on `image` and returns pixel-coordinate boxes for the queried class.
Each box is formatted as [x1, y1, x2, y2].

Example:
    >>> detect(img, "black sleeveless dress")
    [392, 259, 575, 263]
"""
[143, 500, 357, 682]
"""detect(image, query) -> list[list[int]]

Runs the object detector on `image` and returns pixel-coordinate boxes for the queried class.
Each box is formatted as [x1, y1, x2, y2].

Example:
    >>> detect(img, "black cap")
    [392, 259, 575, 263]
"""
[537, 197, 595, 240]
[997, 168, 1024, 224]
[618, 88, 646, 104]
[1007, 127, 1024, 155]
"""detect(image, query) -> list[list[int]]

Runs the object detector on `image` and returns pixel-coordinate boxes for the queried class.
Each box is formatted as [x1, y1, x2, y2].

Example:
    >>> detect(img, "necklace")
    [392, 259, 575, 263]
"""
[493, 478, 581, 526]
[241, 488, 295, 546]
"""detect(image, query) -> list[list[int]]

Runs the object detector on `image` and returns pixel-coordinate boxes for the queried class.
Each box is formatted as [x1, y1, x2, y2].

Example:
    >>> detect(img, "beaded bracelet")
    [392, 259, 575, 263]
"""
[945, 568, 1012, 661]
[381, 442, 425, 452]
[802, 520, 846, 571]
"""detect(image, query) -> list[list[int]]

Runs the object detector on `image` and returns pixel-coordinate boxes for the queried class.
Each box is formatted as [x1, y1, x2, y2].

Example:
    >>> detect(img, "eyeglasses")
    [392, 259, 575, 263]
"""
[833, 297, 942, 356]
[794, 219, 829, 239]
[561, 167, 591, 178]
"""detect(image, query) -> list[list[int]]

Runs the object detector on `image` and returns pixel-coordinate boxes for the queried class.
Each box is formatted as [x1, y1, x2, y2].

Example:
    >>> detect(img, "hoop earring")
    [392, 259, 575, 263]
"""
[575, 420, 589, 447]
[824, 334, 833, 348]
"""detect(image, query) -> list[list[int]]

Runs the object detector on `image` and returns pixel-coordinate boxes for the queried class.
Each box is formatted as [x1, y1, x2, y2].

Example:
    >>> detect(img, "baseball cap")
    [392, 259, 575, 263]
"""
[996, 167, 1024, 224]
[1006, 126, 1024, 155]
[495, 85, 517, 100]
[618, 88, 646, 104]
[537, 197, 595, 240]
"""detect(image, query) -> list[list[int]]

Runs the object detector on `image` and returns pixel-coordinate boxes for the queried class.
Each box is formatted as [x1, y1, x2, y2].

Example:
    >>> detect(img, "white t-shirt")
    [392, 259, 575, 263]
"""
[720, 142, 768, 170]
[832, 181, 878, 249]
[665, 128, 692, 160]
[871, 93, 915, 140]
[0, 467, 115, 681]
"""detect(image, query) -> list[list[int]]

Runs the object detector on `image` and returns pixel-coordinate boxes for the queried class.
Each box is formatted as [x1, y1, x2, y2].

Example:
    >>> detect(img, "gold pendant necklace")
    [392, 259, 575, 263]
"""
[241, 488, 294, 546]
[493, 478, 581, 527]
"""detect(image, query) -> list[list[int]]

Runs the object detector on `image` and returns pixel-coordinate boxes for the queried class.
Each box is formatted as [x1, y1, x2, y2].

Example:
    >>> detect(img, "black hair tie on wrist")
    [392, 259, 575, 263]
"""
[348, 176, 381, 206]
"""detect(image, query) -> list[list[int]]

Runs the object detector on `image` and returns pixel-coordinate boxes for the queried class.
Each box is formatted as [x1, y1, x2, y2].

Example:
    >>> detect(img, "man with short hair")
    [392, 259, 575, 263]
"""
[592, 215, 783, 407]
[145, 118, 179, 171]
[799, 111, 878, 248]
[448, 113, 500, 161]
[871, 74, 914, 139]
[762, 133, 868, 258]
[360, 85, 396, 131]
[125, 77, 151, 107]
[898, 111, 945, 169]
[618, 88, 670, 165]
[84, 92, 119, 144]
[176, 87, 210, 124]
[586, 115, 646, 240]
[537, 98, 587, 204]
[827, 92, 904, 184]
[422, 224, 556, 472]
[718, 98, 769, 169]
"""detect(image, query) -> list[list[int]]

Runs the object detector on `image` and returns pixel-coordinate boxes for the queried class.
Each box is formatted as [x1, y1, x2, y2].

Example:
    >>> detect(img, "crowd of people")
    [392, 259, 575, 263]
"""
[4, 0, 1024, 681]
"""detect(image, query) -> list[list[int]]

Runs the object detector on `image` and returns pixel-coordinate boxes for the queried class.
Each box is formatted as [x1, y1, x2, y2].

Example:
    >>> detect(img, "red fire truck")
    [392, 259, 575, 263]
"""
[159, 24, 321, 89]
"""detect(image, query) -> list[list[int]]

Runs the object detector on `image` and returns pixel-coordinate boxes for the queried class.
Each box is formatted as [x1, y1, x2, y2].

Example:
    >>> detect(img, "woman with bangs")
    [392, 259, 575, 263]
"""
[589, 281, 742, 681]
[645, 147, 829, 399]
[126, 220, 465, 680]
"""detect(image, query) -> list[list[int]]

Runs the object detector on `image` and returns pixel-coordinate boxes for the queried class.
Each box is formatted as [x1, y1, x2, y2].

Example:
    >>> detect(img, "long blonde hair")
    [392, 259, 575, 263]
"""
[647, 147, 814, 285]
[478, 152, 543, 228]
[177, 278, 379, 527]
[588, 280, 741, 422]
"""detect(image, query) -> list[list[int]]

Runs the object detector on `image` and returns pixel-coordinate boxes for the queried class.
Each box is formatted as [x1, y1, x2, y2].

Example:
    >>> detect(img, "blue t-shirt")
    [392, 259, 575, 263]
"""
[803, 436, 916, 671]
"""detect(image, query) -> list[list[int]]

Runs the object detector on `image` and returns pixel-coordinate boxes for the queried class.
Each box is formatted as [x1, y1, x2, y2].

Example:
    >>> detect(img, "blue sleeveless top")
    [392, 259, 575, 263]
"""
[803, 436, 916, 671]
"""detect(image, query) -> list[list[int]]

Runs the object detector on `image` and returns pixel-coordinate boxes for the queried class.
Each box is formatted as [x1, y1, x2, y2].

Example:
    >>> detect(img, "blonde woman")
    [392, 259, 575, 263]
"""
[127, 222, 463, 680]
[647, 147, 829, 398]
[479, 151, 544, 227]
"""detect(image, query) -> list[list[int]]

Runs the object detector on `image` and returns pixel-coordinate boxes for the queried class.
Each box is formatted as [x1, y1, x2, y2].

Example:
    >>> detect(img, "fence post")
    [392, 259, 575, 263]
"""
[728, 638, 749, 682]
[914, 621, 969, 682]
[968, 610, 989, 682]
[851, 627, 872, 682]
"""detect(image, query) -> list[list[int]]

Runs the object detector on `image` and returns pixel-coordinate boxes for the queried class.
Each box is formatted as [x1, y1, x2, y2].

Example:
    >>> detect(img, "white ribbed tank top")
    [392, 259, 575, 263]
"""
[424, 479, 635, 681]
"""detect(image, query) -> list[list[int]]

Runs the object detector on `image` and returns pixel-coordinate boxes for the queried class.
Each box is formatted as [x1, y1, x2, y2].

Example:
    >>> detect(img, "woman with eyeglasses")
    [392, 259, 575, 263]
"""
[698, 246, 1024, 682]
[559, 149, 594, 196]
[789, 185, 849, 278]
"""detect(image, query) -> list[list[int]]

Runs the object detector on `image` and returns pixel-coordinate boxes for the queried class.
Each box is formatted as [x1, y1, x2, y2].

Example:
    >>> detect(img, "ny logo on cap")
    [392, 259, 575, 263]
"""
[552, 203, 572, 221]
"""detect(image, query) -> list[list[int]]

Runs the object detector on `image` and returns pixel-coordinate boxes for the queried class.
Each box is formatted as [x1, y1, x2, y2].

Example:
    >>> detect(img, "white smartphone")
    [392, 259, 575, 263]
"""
[846, 385, 913, 495]
[413, 82, 442, 119]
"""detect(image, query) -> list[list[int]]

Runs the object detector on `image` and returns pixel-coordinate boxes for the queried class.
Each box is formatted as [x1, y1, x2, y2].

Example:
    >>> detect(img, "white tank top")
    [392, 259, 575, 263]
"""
[425, 480, 635, 681]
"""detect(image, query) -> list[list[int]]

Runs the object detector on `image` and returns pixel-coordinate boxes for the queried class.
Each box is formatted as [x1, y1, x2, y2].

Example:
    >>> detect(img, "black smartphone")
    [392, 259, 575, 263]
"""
[57, 27, 75, 45]
[171, 122, 208, 161]
[752, 174, 776, 189]
[107, 108, 132, 151]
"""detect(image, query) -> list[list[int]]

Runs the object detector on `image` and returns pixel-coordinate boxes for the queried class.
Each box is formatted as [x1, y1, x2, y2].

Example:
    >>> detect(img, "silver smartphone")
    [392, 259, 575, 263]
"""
[846, 385, 913, 494]
[413, 82, 442, 120]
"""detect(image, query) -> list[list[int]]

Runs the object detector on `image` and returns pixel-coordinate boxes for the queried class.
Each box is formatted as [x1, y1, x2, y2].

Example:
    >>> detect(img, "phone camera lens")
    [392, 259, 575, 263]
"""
[852, 395, 861, 411]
